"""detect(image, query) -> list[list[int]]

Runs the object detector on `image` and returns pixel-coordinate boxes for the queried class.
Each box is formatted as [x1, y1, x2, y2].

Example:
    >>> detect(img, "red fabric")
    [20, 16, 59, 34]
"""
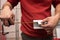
[7, 0, 60, 38]
[53, 38, 60, 40]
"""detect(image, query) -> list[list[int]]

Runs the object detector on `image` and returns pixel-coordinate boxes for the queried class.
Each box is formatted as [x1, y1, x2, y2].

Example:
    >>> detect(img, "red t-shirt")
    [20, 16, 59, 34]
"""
[7, 0, 60, 38]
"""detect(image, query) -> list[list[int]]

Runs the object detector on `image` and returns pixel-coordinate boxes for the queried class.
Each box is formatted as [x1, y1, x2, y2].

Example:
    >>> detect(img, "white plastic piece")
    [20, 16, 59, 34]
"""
[33, 20, 43, 29]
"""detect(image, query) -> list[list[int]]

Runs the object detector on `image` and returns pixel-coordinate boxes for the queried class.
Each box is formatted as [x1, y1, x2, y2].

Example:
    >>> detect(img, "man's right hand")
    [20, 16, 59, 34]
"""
[0, 6, 15, 26]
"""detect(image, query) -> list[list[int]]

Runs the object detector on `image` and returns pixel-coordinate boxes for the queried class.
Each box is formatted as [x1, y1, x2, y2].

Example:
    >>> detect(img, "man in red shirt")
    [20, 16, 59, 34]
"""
[0, 0, 60, 40]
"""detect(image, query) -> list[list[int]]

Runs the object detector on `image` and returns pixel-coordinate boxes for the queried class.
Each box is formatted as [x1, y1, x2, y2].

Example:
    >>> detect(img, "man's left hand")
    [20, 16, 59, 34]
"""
[41, 15, 59, 34]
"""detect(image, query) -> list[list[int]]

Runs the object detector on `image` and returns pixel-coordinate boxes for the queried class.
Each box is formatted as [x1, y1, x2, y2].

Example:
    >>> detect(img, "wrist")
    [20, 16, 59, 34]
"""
[55, 13, 60, 20]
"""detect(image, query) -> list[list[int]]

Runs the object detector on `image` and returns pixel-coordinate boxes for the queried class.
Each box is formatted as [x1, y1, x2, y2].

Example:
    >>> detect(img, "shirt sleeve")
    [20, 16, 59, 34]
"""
[7, 0, 19, 8]
[52, 0, 60, 8]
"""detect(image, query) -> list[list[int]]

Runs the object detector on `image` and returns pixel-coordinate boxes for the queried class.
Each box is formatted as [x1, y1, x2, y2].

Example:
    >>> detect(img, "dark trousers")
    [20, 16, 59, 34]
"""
[21, 33, 53, 40]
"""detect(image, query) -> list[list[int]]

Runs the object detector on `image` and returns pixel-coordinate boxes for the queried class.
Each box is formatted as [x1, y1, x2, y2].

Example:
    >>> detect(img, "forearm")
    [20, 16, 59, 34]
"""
[2, 2, 13, 10]
[55, 4, 60, 20]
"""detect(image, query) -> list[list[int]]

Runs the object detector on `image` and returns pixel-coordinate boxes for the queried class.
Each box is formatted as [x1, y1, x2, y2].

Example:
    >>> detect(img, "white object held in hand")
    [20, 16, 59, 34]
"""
[33, 20, 43, 29]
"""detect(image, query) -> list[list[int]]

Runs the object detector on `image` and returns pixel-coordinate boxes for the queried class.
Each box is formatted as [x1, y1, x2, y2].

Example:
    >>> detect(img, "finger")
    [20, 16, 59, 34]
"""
[2, 19, 9, 26]
[8, 14, 15, 25]
[43, 27, 51, 29]
[44, 28, 53, 34]
[0, 15, 8, 19]
[8, 18, 14, 25]
[11, 14, 15, 19]
[42, 18, 48, 24]
[41, 23, 50, 28]
[11, 13, 15, 21]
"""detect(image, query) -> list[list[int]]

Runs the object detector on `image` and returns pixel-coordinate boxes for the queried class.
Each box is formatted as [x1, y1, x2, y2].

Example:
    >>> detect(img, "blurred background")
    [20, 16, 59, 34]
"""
[0, 0, 60, 40]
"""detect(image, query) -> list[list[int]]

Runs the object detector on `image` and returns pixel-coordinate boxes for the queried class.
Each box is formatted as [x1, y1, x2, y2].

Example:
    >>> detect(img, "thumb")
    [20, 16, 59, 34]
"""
[42, 18, 48, 24]
[41, 18, 49, 27]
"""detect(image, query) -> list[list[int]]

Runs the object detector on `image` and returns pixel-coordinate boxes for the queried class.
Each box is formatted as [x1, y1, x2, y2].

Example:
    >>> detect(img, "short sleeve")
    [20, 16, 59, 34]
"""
[7, 0, 19, 7]
[52, 0, 60, 8]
